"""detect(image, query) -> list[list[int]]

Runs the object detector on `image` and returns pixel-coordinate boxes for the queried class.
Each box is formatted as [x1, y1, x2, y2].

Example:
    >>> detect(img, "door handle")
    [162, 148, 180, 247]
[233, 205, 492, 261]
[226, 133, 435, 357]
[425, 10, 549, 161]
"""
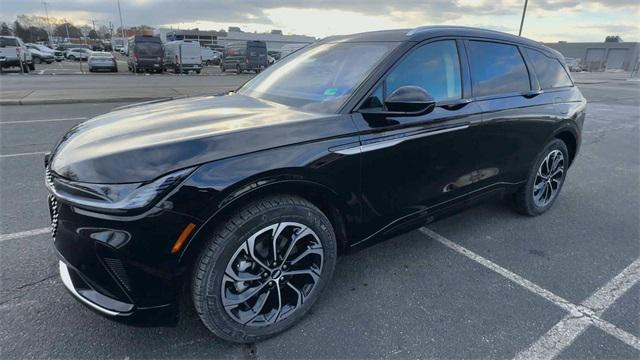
[440, 98, 472, 111]
[522, 90, 544, 98]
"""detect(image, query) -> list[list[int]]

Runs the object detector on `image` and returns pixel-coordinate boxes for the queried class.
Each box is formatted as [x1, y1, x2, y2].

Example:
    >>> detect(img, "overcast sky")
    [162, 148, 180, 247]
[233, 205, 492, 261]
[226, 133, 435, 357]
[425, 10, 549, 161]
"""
[1, 0, 638, 42]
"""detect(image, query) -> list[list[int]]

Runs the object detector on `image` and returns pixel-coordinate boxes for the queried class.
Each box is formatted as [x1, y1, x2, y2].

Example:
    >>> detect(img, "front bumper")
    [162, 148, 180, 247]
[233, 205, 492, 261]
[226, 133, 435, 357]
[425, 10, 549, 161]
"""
[51, 193, 201, 325]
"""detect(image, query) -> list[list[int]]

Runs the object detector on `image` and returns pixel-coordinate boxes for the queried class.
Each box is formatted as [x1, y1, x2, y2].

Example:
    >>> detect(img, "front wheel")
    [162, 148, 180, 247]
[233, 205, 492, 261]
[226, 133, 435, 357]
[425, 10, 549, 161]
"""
[192, 195, 337, 343]
[511, 139, 569, 216]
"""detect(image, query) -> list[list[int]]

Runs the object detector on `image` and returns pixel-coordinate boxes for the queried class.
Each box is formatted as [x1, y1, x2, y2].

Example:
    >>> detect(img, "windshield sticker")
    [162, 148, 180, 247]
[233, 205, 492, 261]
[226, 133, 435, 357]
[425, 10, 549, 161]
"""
[323, 88, 338, 96]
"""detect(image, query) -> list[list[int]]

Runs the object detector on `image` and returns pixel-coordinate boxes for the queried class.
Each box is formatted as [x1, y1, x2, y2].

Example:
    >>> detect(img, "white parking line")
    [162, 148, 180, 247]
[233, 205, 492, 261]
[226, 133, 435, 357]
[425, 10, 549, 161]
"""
[0, 227, 50, 243]
[515, 258, 640, 359]
[0, 151, 47, 159]
[418, 227, 640, 358]
[0, 117, 87, 124]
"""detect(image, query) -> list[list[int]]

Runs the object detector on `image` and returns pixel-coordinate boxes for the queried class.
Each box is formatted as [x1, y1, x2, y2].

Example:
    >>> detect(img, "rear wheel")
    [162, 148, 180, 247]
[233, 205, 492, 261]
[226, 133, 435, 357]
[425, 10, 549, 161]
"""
[68, 55, 76, 61]
[192, 195, 337, 343]
[511, 139, 569, 216]
[34, 57, 42, 64]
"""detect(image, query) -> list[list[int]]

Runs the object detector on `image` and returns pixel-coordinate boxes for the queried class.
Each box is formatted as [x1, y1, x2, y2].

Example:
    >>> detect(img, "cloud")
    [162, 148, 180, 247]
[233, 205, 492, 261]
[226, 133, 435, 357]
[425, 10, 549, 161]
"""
[0, 0, 637, 41]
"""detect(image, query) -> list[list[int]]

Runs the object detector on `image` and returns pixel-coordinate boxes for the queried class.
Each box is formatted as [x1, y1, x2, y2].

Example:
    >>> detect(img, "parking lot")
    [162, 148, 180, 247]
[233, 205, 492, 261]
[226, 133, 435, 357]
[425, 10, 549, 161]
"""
[0, 72, 638, 359]
[1, 53, 241, 76]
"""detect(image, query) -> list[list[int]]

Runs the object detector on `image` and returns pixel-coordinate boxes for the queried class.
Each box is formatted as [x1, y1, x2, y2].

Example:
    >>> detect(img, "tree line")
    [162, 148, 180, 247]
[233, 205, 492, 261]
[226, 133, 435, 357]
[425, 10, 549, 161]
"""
[0, 14, 153, 43]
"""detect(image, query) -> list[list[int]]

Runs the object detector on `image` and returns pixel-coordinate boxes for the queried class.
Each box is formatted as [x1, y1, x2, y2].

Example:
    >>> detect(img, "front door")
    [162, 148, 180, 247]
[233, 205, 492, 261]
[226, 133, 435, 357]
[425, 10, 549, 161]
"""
[350, 39, 484, 242]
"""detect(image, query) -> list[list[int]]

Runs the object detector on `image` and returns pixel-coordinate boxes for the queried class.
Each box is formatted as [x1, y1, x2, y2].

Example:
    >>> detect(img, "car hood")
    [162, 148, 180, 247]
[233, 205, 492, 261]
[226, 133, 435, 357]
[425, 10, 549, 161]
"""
[50, 94, 346, 183]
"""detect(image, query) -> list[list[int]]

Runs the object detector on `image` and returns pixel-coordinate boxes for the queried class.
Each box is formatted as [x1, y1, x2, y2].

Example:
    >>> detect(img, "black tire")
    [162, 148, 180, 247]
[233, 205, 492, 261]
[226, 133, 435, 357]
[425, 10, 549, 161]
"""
[34, 57, 42, 64]
[195, 69, 201, 74]
[511, 139, 569, 216]
[68, 55, 75, 61]
[192, 194, 337, 343]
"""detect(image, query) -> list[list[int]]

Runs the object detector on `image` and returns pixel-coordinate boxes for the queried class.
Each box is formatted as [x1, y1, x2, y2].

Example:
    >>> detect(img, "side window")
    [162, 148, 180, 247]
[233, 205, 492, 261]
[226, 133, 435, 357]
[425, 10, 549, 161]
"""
[360, 40, 462, 110]
[387, 40, 462, 101]
[525, 48, 573, 89]
[467, 41, 531, 97]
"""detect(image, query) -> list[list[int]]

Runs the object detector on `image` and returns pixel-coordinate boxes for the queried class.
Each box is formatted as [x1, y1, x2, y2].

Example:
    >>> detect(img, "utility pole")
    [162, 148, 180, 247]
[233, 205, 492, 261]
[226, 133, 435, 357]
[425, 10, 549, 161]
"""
[518, 0, 529, 36]
[64, 19, 70, 40]
[42, 1, 52, 44]
[117, 0, 126, 39]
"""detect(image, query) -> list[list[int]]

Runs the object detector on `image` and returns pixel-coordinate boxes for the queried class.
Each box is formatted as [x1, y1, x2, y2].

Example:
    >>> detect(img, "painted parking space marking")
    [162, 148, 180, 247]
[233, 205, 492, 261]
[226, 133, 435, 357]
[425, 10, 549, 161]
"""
[0, 227, 50, 243]
[418, 227, 640, 358]
[0, 151, 47, 158]
[0, 117, 88, 124]
[515, 258, 640, 359]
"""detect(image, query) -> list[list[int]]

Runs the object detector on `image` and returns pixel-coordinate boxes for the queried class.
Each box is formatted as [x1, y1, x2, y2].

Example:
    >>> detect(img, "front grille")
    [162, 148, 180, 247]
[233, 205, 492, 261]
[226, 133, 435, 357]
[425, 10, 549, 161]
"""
[48, 195, 58, 239]
[102, 257, 132, 292]
[45, 168, 58, 239]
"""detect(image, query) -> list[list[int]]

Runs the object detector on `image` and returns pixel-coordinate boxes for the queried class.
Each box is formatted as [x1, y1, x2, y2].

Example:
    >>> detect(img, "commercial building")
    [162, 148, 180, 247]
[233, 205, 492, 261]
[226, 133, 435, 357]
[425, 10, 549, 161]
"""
[154, 28, 224, 48]
[544, 41, 639, 71]
[153, 27, 316, 52]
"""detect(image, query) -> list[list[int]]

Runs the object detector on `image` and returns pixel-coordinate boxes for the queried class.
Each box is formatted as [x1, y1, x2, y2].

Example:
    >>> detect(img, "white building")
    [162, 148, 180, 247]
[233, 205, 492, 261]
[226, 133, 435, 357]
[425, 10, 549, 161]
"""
[153, 28, 316, 52]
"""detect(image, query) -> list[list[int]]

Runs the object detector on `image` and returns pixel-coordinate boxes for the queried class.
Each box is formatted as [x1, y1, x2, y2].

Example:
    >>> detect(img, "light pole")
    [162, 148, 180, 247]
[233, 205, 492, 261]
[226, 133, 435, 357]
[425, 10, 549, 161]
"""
[518, 0, 529, 36]
[117, 0, 126, 39]
[42, 1, 52, 45]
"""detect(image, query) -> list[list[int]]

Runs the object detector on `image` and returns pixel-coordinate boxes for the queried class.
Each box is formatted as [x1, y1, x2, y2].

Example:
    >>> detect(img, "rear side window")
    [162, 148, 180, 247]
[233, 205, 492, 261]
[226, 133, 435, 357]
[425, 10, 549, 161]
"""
[525, 49, 573, 89]
[467, 41, 531, 97]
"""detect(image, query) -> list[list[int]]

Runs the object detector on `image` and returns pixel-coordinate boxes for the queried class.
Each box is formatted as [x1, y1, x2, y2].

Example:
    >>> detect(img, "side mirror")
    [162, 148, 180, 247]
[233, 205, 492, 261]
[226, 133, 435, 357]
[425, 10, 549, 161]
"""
[385, 85, 436, 114]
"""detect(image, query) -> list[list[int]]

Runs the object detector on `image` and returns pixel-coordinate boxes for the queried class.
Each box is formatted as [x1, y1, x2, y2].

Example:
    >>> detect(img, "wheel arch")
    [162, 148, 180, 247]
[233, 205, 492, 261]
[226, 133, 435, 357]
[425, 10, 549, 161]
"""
[553, 129, 577, 166]
[178, 178, 353, 269]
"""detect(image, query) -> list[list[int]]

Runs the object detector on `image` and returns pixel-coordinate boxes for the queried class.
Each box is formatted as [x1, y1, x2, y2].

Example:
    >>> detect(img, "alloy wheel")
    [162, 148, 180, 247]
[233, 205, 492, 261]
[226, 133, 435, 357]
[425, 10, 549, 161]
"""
[533, 149, 565, 207]
[221, 222, 324, 327]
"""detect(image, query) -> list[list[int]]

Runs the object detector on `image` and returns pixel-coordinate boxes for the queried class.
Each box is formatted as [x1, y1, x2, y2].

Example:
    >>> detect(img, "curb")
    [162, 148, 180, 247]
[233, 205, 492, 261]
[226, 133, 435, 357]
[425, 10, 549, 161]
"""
[0, 96, 175, 106]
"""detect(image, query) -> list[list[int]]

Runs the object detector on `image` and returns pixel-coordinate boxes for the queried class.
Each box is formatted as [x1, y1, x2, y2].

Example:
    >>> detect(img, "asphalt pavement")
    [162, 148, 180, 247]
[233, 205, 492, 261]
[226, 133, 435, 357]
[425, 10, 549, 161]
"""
[0, 74, 638, 359]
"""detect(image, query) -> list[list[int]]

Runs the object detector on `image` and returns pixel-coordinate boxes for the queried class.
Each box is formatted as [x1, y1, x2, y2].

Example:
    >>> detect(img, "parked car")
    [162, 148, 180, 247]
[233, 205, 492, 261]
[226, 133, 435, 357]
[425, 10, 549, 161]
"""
[26, 44, 55, 64]
[65, 48, 92, 61]
[45, 26, 585, 343]
[201, 46, 221, 65]
[88, 52, 118, 72]
[27, 43, 63, 62]
[164, 40, 202, 73]
[0, 36, 34, 72]
[127, 35, 164, 73]
[221, 40, 268, 74]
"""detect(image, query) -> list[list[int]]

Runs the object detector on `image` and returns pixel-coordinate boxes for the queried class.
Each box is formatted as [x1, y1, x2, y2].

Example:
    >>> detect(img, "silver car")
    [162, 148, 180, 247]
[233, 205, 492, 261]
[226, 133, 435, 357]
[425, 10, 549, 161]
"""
[88, 52, 118, 72]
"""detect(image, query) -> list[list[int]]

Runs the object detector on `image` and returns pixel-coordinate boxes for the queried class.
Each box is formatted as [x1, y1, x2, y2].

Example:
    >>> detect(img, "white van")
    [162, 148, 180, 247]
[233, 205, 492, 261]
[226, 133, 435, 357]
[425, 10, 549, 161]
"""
[164, 40, 202, 74]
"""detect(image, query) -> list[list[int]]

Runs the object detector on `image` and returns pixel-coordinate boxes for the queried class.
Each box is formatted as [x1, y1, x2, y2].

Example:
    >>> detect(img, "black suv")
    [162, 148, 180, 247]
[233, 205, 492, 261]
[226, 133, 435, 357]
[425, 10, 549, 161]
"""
[46, 26, 585, 343]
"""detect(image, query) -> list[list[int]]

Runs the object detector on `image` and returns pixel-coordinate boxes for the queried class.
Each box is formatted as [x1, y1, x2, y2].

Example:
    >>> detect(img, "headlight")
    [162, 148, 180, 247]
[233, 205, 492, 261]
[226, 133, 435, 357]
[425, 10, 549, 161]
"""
[47, 167, 195, 213]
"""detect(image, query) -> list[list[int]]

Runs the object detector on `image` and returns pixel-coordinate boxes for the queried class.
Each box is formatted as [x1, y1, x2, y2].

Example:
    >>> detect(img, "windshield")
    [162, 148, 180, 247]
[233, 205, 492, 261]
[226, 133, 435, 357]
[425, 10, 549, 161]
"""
[238, 42, 399, 113]
[0, 38, 18, 47]
[136, 42, 162, 57]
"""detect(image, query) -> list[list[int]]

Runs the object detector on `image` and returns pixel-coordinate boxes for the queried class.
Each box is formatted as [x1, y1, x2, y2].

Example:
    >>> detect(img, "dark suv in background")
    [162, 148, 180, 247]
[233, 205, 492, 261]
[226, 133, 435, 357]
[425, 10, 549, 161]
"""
[127, 35, 164, 73]
[221, 40, 268, 73]
[46, 26, 585, 343]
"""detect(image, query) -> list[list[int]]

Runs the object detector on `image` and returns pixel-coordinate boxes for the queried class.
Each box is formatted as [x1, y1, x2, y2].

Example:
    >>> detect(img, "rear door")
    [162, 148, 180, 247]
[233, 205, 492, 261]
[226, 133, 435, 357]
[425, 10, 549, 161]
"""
[247, 42, 267, 67]
[465, 40, 566, 187]
[179, 44, 201, 66]
[353, 39, 485, 240]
